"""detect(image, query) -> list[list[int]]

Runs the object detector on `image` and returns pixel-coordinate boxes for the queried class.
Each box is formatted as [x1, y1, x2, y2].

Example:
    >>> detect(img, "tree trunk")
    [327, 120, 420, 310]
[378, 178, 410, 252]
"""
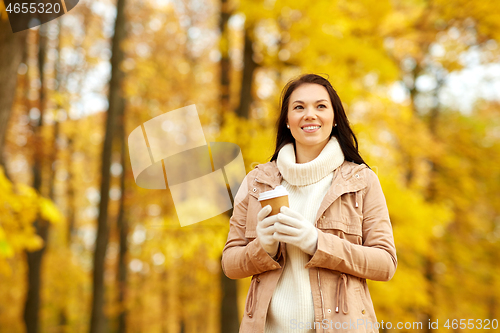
[217, 4, 243, 331]
[116, 81, 129, 333]
[49, 17, 64, 203]
[219, 0, 232, 127]
[220, 252, 240, 333]
[0, 18, 27, 172]
[23, 227, 49, 333]
[48, 120, 59, 200]
[407, 63, 445, 333]
[404, 63, 422, 188]
[219, 13, 259, 333]
[235, 26, 258, 119]
[89, 0, 128, 331]
[23, 24, 49, 333]
[66, 136, 76, 245]
[32, 25, 47, 193]
[0, 26, 21, 169]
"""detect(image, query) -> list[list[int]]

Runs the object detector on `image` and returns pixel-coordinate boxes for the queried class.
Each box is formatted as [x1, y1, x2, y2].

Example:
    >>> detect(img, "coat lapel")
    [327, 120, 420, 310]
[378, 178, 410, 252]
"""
[254, 161, 282, 189]
[313, 162, 368, 224]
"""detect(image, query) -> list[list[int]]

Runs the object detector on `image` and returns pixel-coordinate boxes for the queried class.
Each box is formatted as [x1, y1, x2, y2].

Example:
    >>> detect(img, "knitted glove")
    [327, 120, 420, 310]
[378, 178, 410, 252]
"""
[256, 205, 280, 258]
[273, 206, 318, 256]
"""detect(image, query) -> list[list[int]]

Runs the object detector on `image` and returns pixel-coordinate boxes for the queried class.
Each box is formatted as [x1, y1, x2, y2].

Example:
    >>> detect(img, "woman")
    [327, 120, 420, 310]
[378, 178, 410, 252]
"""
[221, 73, 397, 333]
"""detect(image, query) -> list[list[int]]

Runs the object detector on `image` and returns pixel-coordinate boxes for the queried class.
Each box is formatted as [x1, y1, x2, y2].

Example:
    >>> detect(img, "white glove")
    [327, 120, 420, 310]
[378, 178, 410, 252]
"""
[256, 205, 280, 258]
[273, 206, 318, 255]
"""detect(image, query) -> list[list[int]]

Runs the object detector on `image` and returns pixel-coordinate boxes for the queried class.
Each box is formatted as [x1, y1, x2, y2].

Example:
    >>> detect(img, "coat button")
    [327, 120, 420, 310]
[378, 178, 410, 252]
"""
[327, 309, 331, 313]
[355, 174, 360, 178]
[253, 188, 257, 192]
[362, 309, 366, 314]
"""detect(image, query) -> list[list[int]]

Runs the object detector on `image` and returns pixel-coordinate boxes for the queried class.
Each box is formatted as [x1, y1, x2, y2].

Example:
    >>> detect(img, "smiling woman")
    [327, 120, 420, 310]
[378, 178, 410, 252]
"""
[285, 83, 336, 163]
[222, 74, 397, 333]
[271, 73, 366, 166]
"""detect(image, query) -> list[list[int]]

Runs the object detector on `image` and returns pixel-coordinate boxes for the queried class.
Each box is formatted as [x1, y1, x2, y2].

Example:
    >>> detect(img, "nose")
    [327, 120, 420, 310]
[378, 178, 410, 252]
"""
[304, 106, 317, 119]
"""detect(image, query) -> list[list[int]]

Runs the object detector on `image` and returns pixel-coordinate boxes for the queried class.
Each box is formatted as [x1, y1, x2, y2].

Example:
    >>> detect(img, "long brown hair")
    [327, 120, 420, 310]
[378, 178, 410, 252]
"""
[269, 73, 370, 169]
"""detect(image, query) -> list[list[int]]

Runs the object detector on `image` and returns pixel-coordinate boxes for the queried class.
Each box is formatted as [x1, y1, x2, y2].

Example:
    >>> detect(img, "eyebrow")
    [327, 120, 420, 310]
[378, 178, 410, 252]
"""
[292, 99, 329, 104]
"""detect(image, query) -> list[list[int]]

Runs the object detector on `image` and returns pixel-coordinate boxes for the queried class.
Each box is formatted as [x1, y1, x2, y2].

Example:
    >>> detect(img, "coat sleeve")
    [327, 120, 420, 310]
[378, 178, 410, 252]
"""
[304, 168, 397, 281]
[221, 171, 283, 280]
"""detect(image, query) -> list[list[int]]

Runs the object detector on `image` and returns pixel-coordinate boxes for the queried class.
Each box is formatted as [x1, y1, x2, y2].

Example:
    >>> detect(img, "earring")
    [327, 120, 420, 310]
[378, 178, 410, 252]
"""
[334, 123, 337, 127]
[287, 124, 290, 128]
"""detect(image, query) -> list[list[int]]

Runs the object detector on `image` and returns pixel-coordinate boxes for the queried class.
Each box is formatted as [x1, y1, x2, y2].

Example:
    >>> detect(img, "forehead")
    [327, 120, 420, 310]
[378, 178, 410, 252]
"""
[289, 83, 330, 103]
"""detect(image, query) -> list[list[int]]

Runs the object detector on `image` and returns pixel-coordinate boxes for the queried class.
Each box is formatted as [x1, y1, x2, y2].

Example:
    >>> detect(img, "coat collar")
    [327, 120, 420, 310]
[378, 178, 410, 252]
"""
[254, 159, 367, 187]
[254, 160, 368, 223]
[253, 160, 282, 189]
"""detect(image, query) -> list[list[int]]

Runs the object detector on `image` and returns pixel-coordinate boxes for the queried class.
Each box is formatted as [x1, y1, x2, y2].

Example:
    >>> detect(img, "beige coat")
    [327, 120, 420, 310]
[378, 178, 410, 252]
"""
[221, 159, 397, 333]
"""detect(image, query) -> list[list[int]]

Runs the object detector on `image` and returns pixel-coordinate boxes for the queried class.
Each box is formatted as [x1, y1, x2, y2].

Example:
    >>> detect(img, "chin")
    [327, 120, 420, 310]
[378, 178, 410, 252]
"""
[298, 137, 329, 147]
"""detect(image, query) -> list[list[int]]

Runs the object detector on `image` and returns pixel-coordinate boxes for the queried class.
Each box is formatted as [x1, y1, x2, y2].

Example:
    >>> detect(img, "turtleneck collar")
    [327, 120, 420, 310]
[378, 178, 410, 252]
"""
[276, 136, 345, 186]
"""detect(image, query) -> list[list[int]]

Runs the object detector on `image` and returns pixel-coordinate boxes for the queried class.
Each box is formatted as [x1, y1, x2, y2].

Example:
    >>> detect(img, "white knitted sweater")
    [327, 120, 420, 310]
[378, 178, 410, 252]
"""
[264, 136, 345, 333]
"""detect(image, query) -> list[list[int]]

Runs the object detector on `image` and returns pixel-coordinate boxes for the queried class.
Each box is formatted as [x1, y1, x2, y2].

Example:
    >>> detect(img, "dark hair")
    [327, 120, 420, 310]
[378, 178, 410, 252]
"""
[269, 73, 370, 169]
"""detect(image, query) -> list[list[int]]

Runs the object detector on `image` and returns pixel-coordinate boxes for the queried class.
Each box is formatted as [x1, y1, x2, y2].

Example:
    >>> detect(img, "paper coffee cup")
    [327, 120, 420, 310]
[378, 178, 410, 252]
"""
[258, 185, 289, 216]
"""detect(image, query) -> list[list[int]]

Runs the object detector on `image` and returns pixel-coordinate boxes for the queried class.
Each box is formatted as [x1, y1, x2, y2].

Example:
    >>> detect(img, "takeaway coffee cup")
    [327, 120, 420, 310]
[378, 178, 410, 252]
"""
[258, 185, 289, 216]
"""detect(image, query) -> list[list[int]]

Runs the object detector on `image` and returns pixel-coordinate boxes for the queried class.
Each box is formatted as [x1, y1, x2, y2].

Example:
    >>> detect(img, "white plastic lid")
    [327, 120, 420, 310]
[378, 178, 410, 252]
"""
[258, 185, 289, 201]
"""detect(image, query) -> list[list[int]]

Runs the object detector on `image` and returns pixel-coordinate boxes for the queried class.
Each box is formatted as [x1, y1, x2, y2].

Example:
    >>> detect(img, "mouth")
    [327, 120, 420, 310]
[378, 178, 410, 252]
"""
[301, 125, 321, 133]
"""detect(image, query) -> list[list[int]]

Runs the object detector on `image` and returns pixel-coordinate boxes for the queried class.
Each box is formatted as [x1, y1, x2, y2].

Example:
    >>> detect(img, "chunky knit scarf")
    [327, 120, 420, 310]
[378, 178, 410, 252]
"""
[277, 136, 345, 186]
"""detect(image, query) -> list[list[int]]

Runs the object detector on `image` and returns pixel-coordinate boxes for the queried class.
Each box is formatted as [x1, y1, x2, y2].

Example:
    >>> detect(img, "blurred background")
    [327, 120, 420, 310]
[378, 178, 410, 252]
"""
[1, 0, 500, 332]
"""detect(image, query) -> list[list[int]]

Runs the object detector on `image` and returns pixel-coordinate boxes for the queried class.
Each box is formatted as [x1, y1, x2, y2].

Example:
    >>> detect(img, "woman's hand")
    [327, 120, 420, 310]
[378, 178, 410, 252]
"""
[273, 206, 318, 256]
[256, 205, 280, 258]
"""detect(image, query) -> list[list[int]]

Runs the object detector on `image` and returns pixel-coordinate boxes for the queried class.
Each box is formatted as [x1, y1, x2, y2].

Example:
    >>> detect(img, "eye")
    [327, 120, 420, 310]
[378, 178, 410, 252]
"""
[318, 104, 326, 108]
[294, 105, 304, 110]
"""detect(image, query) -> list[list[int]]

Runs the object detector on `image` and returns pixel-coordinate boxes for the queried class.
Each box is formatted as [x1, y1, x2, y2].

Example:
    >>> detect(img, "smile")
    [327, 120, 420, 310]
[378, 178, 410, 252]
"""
[302, 126, 321, 133]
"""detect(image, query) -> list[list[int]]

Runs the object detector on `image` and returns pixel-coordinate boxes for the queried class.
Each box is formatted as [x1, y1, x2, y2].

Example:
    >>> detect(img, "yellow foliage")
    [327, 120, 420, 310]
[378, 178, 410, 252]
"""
[39, 197, 63, 225]
[0, 167, 64, 276]
[1, 0, 500, 330]
[0, 227, 13, 258]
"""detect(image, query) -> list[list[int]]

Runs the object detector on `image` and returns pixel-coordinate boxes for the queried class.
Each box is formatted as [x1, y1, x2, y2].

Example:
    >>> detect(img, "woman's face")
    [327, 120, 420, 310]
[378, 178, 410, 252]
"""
[286, 83, 335, 150]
